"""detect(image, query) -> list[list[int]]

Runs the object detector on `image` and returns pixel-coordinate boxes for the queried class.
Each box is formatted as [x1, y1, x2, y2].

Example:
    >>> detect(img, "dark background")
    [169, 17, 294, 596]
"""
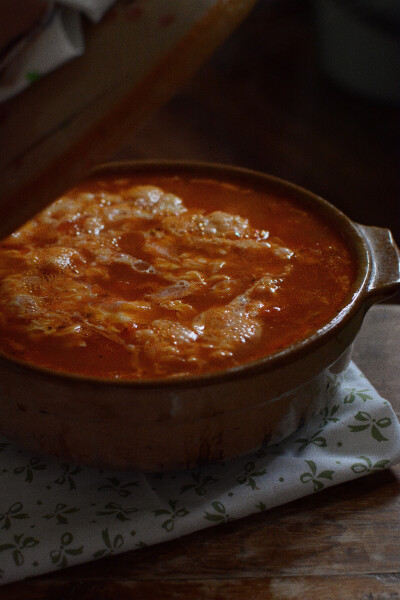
[114, 0, 399, 300]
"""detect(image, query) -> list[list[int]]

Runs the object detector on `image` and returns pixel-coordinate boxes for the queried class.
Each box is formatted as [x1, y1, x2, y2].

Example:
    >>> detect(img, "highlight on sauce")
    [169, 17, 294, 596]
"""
[0, 173, 356, 379]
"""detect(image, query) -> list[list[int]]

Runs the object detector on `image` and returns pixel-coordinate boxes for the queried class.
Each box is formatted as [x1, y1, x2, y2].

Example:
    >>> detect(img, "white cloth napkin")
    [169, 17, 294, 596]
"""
[0, 1, 115, 102]
[0, 361, 399, 585]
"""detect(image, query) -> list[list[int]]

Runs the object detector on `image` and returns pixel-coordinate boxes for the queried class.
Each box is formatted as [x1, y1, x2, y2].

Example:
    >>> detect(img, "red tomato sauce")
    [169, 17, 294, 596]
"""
[0, 174, 356, 379]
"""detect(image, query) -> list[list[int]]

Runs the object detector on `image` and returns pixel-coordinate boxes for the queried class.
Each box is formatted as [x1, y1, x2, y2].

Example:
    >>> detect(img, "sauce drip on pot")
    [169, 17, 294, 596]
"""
[0, 174, 356, 379]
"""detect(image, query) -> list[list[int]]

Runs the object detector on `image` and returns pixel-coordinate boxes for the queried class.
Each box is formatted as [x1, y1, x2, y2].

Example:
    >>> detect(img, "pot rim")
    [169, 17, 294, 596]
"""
[0, 160, 373, 389]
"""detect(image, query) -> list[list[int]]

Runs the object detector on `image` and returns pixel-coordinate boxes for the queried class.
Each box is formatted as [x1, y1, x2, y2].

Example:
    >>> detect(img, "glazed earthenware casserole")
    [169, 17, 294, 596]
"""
[0, 161, 399, 471]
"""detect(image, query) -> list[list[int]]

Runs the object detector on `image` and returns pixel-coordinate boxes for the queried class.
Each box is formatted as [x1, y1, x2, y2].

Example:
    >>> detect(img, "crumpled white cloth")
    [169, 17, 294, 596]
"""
[57, 0, 115, 21]
[0, 362, 399, 585]
[0, 1, 115, 102]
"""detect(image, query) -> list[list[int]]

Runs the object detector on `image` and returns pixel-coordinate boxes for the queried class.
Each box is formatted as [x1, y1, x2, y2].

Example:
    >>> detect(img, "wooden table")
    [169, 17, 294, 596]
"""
[3, 303, 400, 599]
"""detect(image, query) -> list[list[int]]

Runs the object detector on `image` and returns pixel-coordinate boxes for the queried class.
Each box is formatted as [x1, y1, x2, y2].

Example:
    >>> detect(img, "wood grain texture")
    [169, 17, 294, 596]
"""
[3, 304, 400, 597]
[353, 304, 400, 407]
[4, 576, 400, 600]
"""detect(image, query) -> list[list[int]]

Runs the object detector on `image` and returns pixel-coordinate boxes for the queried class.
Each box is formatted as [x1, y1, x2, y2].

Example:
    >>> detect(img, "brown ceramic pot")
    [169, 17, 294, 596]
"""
[0, 161, 399, 471]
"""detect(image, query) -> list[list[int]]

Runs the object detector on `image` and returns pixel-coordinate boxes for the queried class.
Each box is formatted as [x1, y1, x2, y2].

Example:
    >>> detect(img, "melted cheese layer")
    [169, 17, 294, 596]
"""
[0, 175, 355, 379]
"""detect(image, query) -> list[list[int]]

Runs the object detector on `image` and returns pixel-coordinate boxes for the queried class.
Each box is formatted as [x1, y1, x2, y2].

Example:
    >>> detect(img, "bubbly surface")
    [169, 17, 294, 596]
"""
[0, 174, 356, 379]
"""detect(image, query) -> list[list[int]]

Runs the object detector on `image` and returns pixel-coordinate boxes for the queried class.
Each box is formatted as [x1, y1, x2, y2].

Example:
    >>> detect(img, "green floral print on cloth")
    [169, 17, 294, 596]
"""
[1, 362, 400, 585]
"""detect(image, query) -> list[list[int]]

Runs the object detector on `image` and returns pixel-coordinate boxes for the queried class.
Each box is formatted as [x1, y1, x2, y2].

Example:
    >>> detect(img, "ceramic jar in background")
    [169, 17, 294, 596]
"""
[315, 0, 400, 104]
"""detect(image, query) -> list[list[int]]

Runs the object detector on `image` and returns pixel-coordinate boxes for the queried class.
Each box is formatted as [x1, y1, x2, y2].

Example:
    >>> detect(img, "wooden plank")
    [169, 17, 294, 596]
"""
[5, 575, 400, 599]
[353, 304, 400, 406]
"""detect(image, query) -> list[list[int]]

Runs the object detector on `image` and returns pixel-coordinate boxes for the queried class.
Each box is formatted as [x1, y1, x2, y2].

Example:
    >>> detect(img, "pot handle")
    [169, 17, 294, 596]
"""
[356, 224, 400, 300]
